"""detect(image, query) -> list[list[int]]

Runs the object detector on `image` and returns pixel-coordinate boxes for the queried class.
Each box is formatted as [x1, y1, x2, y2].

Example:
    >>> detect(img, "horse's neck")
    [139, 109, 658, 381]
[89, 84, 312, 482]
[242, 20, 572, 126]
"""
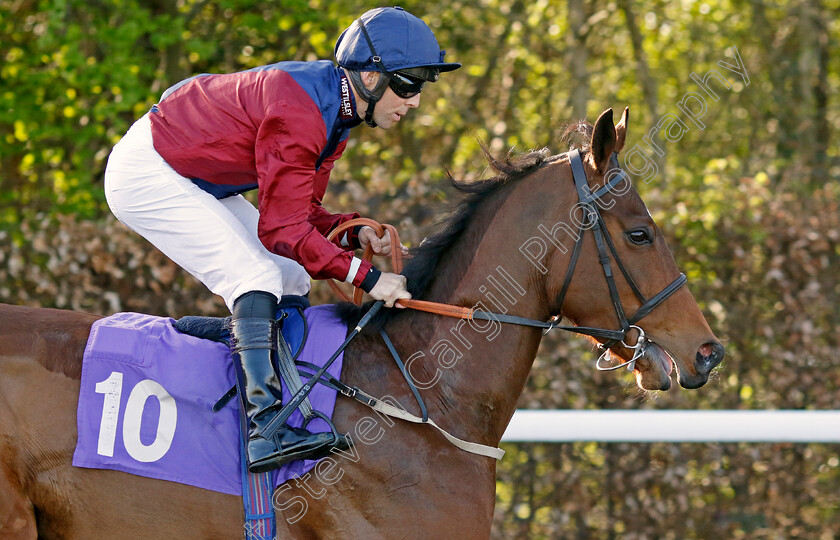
[390, 182, 552, 445]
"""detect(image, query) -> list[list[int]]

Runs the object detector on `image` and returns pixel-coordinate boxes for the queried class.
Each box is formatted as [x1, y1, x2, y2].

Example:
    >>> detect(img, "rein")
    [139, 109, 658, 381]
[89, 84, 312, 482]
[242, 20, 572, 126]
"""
[326, 220, 624, 343]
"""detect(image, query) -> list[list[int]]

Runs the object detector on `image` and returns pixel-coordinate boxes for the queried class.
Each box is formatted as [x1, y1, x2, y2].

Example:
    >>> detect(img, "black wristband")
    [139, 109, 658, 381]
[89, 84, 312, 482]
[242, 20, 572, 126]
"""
[349, 225, 365, 249]
[359, 266, 382, 293]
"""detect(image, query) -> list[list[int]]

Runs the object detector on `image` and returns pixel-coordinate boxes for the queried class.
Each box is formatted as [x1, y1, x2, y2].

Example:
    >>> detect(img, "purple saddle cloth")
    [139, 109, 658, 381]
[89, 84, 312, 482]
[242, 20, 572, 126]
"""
[72, 305, 347, 495]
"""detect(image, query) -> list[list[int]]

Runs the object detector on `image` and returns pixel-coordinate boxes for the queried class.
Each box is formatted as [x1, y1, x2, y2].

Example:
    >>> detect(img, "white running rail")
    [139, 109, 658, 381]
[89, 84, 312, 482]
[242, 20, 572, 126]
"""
[501, 410, 840, 443]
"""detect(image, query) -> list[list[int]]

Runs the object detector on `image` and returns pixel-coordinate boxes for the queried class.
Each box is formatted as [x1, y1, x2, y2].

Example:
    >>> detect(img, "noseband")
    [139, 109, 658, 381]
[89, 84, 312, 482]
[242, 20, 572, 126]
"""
[552, 149, 687, 370]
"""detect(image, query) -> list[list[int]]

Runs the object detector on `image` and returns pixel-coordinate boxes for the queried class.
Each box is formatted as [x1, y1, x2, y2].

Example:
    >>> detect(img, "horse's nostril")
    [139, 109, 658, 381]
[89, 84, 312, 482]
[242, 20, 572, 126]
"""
[696, 342, 724, 372]
[698, 343, 714, 358]
[712, 342, 725, 363]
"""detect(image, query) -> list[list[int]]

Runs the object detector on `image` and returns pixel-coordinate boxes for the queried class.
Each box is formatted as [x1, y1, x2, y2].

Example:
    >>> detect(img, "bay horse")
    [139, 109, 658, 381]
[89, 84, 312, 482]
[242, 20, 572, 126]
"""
[0, 108, 724, 539]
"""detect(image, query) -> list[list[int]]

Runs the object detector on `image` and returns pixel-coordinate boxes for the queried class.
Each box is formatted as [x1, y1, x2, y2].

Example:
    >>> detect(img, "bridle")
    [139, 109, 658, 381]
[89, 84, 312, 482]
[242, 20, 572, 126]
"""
[555, 149, 687, 370]
[328, 148, 687, 371]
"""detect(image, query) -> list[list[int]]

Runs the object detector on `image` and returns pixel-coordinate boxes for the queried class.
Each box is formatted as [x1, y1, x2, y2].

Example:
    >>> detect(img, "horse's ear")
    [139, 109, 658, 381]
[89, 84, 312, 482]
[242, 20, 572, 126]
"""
[614, 107, 629, 154]
[590, 108, 616, 173]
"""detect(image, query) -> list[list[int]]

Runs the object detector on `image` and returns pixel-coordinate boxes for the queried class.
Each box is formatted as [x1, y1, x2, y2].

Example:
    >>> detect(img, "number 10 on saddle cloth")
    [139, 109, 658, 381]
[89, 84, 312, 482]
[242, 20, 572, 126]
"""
[72, 305, 348, 494]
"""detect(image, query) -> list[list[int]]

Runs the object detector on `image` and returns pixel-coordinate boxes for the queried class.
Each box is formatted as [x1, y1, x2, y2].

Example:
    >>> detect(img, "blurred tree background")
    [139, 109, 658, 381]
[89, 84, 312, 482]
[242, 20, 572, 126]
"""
[1, 0, 839, 537]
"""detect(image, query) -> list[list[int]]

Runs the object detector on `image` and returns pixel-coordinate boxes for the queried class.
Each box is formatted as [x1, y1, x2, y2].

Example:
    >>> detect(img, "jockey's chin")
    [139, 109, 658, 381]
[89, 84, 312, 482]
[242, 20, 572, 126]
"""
[370, 88, 420, 129]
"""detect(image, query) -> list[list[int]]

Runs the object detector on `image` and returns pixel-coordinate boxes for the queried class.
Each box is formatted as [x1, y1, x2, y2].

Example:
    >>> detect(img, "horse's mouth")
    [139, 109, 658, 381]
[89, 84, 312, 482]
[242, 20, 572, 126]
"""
[633, 342, 674, 391]
[650, 343, 674, 376]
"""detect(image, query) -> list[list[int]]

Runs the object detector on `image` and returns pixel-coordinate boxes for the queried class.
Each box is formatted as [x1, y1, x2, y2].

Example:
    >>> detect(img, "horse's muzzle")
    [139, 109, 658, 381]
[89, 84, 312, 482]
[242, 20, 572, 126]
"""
[681, 341, 725, 388]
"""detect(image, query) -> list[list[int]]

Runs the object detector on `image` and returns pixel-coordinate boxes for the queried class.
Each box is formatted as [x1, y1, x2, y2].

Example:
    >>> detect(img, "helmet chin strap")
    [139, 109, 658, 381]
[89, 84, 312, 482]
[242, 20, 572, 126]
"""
[346, 69, 390, 127]
[363, 101, 378, 128]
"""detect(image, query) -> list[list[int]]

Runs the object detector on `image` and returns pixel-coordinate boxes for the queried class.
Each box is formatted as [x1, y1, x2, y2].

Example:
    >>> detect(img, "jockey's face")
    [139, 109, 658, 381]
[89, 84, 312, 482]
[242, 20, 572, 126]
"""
[358, 71, 421, 129]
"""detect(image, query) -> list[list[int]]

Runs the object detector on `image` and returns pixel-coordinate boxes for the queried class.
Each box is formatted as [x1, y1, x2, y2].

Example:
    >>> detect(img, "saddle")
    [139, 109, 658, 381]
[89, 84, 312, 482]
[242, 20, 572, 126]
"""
[173, 294, 309, 345]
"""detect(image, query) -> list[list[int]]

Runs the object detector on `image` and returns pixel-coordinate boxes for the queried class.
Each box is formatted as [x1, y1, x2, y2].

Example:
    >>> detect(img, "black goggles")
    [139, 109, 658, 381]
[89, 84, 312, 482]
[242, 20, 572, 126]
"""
[387, 71, 426, 98]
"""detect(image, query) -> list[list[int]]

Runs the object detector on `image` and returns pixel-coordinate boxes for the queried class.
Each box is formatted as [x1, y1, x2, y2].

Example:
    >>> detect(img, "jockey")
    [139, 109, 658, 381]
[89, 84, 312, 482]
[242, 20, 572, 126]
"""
[104, 7, 460, 473]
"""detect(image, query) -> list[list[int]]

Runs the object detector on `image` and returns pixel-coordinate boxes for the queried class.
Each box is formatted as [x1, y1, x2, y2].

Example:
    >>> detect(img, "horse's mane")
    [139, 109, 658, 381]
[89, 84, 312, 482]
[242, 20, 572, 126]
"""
[402, 147, 549, 297]
[334, 121, 594, 327]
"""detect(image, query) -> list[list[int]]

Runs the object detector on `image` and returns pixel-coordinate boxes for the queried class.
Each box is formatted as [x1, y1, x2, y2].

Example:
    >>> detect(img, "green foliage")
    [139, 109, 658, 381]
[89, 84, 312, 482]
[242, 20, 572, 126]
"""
[0, 0, 341, 224]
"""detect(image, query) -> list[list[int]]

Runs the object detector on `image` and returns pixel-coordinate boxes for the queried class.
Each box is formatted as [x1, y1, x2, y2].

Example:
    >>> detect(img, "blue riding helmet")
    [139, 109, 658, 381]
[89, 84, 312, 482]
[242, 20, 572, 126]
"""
[335, 6, 461, 74]
[335, 7, 461, 127]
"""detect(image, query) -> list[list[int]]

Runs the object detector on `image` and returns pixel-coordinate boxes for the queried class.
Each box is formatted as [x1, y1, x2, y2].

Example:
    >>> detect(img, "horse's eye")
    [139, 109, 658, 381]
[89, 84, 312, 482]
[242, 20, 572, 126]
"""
[626, 229, 652, 245]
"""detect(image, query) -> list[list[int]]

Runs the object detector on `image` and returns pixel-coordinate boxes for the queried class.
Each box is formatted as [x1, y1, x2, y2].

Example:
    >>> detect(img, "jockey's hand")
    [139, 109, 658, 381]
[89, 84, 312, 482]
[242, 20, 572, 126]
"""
[359, 226, 409, 256]
[368, 271, 411, 308]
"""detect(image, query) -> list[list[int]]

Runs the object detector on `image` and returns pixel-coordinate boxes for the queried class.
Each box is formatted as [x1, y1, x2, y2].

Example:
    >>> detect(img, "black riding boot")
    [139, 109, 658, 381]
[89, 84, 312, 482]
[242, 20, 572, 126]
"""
[230, 291, 332, 473]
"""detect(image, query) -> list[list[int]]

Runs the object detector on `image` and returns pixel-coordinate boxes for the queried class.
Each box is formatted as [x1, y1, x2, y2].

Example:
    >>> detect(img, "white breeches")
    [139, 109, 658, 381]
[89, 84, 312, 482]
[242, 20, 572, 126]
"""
[103, 113, 311, 311]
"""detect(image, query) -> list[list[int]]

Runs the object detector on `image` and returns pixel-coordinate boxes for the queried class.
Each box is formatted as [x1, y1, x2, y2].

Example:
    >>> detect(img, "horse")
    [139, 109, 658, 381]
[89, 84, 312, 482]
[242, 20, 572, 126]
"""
[0, 108, 724, 539]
